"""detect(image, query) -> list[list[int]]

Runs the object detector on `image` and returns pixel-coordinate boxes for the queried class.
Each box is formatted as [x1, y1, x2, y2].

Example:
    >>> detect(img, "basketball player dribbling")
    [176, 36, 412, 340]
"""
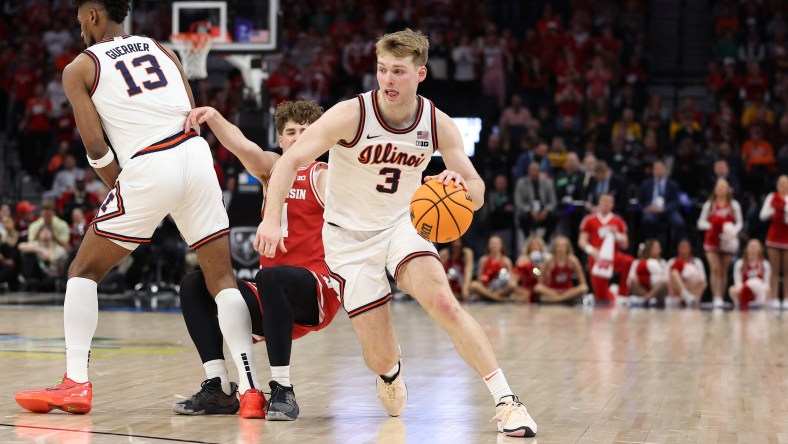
[172, 100, 340, 420]
[255, 29, 537, 437]
[15, 0, 265, 417]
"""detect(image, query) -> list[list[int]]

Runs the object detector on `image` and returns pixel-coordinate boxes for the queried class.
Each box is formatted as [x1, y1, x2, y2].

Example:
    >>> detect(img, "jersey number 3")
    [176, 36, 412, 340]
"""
[115, 54, 168, 97]
[376, 167, 401, 194]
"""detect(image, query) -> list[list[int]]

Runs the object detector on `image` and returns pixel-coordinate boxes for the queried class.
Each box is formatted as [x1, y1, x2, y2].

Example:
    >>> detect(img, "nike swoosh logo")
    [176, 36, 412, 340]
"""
[366, 134, 382, 139]
[484, 370, 499, 381]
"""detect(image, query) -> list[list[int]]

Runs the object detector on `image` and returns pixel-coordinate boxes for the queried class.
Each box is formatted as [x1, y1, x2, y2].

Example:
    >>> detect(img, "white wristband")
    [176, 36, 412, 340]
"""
[87, 150, 115, 169]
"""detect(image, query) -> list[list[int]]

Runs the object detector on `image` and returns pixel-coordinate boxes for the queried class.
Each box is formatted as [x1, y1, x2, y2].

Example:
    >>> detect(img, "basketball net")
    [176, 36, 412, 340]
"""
[170, 33, 212, 80]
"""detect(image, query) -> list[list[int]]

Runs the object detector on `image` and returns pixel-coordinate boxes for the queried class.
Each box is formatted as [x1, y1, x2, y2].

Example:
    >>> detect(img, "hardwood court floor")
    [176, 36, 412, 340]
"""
[1, 301, 788, 444]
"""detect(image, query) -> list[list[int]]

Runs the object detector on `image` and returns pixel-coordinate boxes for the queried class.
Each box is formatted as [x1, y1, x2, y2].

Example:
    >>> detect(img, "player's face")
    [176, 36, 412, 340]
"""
[279, 121, 310, 151]
[76, 4, 96, 46]
[598, 195, 614, 214]
[376, 53, 426, 105]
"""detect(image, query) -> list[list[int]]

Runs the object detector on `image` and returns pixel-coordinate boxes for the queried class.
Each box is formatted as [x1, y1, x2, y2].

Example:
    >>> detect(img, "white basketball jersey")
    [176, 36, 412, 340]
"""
[84, 35, 192, 167]
[325, 90, 438, 231]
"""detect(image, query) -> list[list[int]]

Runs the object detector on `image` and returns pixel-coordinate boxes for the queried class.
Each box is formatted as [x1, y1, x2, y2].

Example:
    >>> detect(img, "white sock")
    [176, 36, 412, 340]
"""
[203, 359, 231, 395]
[215, 288, 259, 393]
[271, 365, 291, 387]
[64, 277, 99, 383]
[381, 362, 400, 381]
[483, 368, 514, 404]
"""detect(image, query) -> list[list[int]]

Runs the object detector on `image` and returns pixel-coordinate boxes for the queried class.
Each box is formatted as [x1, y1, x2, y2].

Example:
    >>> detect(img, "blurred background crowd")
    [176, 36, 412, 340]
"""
[0, 0, 786, 309]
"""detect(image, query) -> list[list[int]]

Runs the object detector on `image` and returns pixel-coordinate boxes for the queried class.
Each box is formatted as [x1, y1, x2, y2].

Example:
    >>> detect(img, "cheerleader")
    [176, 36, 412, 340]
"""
[667, 239, 708, 308]
[509, 236, 549, 303]
[729, 239, 771, 309]
[697, 179, 743, 309]
[533, 236, 588, 304]
[627, 239, 668, 306]
[759, 175, 788, 309]
[469, 235, 514, 302]
[439, 238, 475, 302]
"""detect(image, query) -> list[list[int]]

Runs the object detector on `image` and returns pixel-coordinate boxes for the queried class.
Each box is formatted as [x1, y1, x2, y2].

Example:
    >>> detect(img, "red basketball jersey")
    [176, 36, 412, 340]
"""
[260, 161, 329, 276]
[579, 213, 628, 249]
[546, 261, 574, 290]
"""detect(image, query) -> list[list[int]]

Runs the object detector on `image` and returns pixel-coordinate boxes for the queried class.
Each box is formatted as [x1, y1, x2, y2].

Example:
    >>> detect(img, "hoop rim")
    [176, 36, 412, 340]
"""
[169, 32, 213, 51]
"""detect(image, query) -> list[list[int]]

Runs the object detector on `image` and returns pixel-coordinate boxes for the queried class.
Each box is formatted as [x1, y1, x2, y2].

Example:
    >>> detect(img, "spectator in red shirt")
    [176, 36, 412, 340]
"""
[739, 60, 769, 103]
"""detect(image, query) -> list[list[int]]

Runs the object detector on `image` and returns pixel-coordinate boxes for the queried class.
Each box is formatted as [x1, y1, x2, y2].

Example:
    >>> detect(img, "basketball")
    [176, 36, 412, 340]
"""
[410, 179, 474, 243]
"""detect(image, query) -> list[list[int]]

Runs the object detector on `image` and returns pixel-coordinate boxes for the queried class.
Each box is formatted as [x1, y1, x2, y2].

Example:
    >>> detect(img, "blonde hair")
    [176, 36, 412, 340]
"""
[638, 239, 660, 259]
[550, 235, 574, 256]
[375, 28, 429, 66]
[274, 99, 323, 135]
[522, 236, 546, 256]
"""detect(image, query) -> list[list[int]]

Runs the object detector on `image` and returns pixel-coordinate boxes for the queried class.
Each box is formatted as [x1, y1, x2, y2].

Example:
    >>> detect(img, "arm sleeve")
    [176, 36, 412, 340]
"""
[759, 193, 775, 221]
[697, 201, 711, 230]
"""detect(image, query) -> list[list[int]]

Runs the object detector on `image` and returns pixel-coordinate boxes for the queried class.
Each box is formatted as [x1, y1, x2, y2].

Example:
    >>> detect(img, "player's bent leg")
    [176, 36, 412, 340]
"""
[173, 271, 241, 416]
[16, 230, 133, 415]
[397, 256, 498, 376]
[397, 256, 537, 437]
[255, 266, 319, 421]
[194, 236, 264, 418]
[350, 305, 406, 417]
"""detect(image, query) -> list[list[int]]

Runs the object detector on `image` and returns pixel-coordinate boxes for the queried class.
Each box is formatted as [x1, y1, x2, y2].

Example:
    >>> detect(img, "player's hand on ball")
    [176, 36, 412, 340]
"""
[254, 220, 288, 258]
[424, 170, 468, 191]
[184, 106, 218, 133]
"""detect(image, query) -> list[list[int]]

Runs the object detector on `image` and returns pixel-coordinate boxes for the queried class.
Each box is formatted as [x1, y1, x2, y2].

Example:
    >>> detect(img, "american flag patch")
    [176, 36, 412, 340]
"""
[417, 130, 429, 140]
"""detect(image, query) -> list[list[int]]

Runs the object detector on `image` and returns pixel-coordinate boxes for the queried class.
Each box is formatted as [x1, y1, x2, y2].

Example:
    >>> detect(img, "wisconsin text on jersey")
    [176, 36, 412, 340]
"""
[104, 42, 151, 60]
[357, 143, 427, 167]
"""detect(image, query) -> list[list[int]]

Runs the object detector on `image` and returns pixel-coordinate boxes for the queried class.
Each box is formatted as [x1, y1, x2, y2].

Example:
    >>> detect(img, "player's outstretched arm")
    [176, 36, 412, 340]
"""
[254, 98, 360, 257]
[185, 106, 278, 181]
[430, 109, 485, 210]
[63, 54, 121, 187]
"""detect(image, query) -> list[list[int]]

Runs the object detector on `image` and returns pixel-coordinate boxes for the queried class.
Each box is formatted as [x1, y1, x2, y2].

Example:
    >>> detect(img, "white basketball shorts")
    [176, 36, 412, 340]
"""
[92, 132, 229, 251]
[322, 218, 439, 318]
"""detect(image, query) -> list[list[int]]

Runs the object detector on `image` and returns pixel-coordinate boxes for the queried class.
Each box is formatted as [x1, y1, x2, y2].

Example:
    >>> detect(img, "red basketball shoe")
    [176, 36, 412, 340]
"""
[15, 375, 92, 414]
[239, 388, 267, 419]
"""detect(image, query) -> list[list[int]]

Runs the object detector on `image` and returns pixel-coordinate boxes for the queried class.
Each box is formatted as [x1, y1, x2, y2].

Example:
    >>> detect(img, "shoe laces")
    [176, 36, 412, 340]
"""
[490, 397, 526, 424]
[380, 380, 402, 401]
[192, 379, 222, 402]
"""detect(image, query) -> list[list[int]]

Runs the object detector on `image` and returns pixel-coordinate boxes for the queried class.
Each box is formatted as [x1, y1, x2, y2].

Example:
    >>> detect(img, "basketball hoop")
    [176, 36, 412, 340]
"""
[170, 33, 213, 80]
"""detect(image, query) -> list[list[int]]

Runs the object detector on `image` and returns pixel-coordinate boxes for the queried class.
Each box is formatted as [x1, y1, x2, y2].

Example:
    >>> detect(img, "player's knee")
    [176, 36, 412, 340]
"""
[255, 268, 284, 294]
[67, 260, 97, 281]
[179, 271, 207, 296]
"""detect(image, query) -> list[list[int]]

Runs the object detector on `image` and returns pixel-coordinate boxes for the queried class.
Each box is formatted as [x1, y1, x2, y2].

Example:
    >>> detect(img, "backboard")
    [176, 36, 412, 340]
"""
[126, 0, 280, 53]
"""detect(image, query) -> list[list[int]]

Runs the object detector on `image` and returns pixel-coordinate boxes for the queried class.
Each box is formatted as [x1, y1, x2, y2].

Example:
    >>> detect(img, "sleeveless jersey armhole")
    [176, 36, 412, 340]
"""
[337, 95, 365, 147]
[82, 50, 101, 97]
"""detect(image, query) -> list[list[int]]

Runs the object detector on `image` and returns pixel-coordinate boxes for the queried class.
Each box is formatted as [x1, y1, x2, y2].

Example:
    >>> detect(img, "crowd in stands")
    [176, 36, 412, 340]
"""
[0, 0, 786, 309]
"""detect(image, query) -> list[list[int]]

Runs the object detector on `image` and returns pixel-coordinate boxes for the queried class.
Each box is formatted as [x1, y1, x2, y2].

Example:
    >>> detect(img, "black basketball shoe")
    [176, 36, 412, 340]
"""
[265, 381, 299, 421]
[172, 377, 239, 415]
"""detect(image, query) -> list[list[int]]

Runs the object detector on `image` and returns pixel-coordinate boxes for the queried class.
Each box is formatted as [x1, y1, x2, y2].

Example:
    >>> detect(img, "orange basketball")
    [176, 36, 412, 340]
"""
[410, 179, 474, 243]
